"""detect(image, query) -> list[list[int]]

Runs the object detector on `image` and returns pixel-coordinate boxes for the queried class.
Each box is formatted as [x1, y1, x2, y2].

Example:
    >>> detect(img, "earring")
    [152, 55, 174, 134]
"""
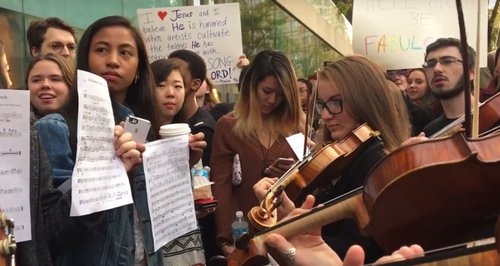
[134, 73, 139, 84]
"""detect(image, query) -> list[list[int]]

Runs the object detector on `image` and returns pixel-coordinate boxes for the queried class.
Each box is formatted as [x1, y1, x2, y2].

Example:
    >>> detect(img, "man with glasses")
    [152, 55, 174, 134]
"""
[420, 37, 476, 137]
[26, 17, 77, 61]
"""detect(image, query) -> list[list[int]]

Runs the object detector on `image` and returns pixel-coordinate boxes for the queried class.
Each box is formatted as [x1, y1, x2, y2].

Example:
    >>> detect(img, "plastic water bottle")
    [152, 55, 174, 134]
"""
[232, 211, 248, 242]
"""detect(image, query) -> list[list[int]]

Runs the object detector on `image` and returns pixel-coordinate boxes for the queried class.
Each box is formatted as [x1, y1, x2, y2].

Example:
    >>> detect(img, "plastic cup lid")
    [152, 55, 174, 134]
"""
[159, 123, 191, 137]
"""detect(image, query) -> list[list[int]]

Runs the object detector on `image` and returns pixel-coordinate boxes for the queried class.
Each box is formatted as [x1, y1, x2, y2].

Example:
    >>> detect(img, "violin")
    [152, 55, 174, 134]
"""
[431, 92, 500, 138]
[228, 131, 500, 265]
[0, 212, 15, 266]
[248, 123, 379, 230]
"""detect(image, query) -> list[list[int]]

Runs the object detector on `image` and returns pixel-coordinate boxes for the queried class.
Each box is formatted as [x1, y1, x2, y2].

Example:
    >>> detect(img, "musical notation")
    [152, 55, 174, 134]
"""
[0, 111, 22, 122]
[0, 128, 22, 137]
[0, 149, 21, 156]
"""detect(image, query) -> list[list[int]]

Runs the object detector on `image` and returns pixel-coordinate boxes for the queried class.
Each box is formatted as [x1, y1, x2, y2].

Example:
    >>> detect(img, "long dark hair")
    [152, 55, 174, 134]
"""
[62, 16, 159, 156]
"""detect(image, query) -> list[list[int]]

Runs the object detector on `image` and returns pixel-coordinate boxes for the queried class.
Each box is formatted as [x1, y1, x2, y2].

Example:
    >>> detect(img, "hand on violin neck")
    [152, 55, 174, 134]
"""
[254, 177, 278, 202]
[278, 195, 315, 224]
[401, 132, 428, 147]
[264, 195, 342, 266]
[277, 192, 295, 221]
[370, 244, 424, 265]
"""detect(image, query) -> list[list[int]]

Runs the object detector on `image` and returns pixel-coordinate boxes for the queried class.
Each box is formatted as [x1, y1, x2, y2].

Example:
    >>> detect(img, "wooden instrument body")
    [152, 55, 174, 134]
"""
[230, 131, 500, 265]
[294, 124, 379, 203]
[364, 132, 500, 252]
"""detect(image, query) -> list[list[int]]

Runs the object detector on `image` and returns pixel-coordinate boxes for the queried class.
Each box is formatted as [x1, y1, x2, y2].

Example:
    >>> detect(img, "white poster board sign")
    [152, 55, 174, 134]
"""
[137, 3, 243, 84]
[352, 0, 488, 70]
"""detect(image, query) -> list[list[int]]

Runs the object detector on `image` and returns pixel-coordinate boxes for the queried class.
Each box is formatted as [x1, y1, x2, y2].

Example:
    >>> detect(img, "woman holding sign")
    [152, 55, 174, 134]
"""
[211, 49, 305, 255]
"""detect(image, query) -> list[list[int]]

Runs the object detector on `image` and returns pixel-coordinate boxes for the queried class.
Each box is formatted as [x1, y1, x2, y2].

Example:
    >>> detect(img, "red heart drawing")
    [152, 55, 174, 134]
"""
[157, 11, 167, 21]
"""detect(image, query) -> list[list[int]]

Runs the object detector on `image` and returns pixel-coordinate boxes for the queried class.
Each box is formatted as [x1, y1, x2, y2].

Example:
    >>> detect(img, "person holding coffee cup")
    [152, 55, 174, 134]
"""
[151, 58, 210, 265]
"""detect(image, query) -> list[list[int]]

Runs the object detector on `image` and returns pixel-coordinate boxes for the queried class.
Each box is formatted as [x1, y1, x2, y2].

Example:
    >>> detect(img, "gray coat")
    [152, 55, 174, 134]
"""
[15, 128, 63, 265]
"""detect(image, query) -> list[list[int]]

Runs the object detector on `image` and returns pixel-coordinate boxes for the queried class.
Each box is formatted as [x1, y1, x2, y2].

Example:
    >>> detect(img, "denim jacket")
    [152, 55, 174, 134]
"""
[34, 102, 163, 266]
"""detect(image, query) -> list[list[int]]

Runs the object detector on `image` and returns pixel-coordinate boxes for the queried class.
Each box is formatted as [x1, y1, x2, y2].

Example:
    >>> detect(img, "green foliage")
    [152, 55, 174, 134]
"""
[238, 0, 341, 77]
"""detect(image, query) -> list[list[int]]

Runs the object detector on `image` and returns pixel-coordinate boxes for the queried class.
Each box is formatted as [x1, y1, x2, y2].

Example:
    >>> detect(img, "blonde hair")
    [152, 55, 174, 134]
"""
[233, 50, 304, 140]
[319, 55, 410, 151]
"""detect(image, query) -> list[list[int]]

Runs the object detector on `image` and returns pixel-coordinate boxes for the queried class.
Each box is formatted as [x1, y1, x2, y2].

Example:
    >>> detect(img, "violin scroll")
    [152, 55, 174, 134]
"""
[248, 186, 286, 230]
[0, 212, 16, 266]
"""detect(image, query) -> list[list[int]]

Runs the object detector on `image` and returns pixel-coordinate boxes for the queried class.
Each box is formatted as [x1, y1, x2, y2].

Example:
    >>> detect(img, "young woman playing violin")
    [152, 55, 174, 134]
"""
[255, 55, 411, 263]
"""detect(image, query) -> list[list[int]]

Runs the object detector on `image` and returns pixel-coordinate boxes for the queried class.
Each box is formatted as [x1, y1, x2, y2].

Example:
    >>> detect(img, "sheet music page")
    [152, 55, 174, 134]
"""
[70, 70, 133, 216]
[286, 133, 308, 161]
[143, 136, 197, 251]
[0, 90, 31, 242]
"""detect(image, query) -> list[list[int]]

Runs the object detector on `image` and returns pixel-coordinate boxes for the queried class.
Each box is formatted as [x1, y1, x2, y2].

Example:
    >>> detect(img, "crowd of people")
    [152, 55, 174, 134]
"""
[0, 11, 499, 266]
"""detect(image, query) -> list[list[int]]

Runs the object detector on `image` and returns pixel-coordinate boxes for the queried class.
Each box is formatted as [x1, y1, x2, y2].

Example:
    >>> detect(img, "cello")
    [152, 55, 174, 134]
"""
[227, 130, 500, 266]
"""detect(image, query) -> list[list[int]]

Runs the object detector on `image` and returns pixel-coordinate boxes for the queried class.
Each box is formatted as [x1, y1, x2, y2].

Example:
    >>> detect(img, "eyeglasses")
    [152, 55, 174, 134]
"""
[48, 42, 77, 54]
[315, 98, 343, 115]
[422, 56, 463, 69]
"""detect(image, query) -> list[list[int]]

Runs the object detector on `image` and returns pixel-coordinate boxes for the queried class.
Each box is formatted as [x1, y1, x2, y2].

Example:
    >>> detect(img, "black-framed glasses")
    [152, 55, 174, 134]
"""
[422, 56, 463, 69]
[49, 42, 77, 54]
[315, 98, 343, 115]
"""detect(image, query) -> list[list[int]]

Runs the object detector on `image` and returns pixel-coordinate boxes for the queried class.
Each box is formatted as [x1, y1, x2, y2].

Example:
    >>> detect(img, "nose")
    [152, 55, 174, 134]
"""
[268, 93, 276, 104]
[106, 51, 119, 68]
[166, 86, 175, 97]
[41, 78, 50, 89]
[320, 107, 332, 120]
[60, 45, 70, 57]
[433, 62, 444, 73]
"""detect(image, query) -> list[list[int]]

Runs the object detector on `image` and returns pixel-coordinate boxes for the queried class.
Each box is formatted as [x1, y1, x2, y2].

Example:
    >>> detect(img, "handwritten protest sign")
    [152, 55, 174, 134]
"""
[137, 3, 243, 84]
[352, 0, 487, 70]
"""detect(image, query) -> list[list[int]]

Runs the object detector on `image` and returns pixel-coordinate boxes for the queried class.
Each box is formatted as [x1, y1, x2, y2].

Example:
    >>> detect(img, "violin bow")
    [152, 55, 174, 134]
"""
[303, 82, 311, 159]
[302, 69, 320, 159]
[455, 0, 472, 138]
[472, 0, 482, 138]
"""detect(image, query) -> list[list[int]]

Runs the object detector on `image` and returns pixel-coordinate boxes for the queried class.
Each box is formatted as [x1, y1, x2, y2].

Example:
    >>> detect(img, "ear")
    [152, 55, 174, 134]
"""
[191, 79, 202, 92]
[30, 47, 40, 57]
[469, 68, 475, 81]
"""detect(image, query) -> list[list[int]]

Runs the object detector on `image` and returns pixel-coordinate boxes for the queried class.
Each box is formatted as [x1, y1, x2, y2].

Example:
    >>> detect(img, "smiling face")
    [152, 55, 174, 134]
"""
[28, 59, 70, 115]
[256, 75, 284, 115]
[407, 70, 429, 102]
[317, 77, 359, 141]
[155, 69, 185, 124]
[88, 26, 138, 103]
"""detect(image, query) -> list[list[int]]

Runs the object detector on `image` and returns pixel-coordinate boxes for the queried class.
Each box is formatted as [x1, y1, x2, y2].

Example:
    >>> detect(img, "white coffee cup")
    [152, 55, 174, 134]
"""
[159, 123, 191, 138]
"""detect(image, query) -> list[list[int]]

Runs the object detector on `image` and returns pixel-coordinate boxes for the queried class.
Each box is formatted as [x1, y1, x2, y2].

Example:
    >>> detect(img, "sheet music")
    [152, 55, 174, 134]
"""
[70, 70, 133, 216]
[143, 136, 197, 251]
[0, 90, 31, 242]
[286, 133, 308, 161]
